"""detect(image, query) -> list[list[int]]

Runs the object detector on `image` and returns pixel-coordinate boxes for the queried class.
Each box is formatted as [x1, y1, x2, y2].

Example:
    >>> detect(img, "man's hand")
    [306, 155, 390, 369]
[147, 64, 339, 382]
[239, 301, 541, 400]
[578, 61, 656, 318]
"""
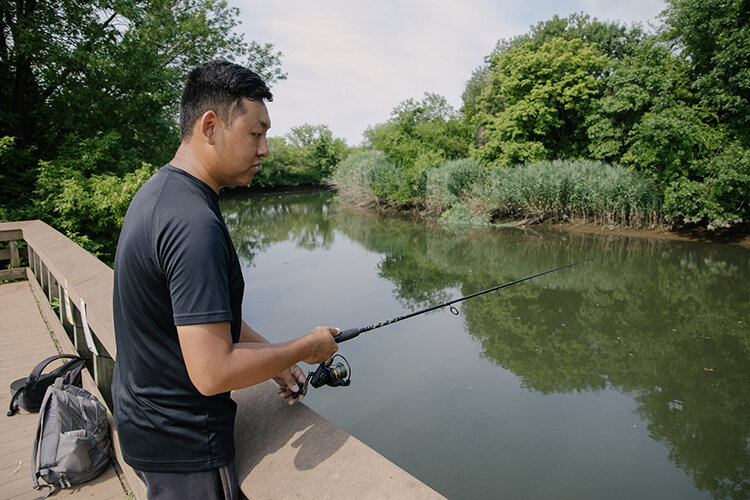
[273, 364, 307, 405]
[301, 326, 340, 364]
[274, 326, 339, 404]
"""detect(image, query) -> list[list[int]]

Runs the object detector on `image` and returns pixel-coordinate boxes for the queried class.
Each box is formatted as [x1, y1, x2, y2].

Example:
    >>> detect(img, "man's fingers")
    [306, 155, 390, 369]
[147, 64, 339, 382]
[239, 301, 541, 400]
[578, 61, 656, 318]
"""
[289, 364, 306, 385]
[280, 370, 299, 393]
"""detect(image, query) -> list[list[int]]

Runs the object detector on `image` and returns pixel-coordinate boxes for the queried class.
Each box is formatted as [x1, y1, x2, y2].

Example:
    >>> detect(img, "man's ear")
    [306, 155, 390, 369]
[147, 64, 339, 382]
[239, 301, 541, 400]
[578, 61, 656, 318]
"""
[198, 110, 219, 145]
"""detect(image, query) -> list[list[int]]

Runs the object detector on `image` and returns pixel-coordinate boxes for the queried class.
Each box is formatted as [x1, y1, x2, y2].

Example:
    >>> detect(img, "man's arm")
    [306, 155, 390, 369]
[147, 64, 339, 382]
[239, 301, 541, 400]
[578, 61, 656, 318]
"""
[238, 320, 270, 344]
[177, 322, 338, 397]
[237, 321, 312, 402]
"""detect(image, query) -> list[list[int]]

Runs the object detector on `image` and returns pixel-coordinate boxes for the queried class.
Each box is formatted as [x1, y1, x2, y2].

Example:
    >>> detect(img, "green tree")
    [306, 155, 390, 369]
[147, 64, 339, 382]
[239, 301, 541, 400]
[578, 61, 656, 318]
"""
[474, 38, 609, 166]
[0, 0, 286, 255]
[585, 38, 694, 164]
[463, 14, 645, 128]
[286, 124, 349, 182]
[364, 92, 471, 203]
[661, 0, 750, 145]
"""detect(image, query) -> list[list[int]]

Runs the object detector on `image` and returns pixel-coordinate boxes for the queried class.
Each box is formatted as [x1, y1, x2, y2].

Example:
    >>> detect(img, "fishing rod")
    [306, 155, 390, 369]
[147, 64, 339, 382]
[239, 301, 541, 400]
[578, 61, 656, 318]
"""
[293, 256, 597, 397]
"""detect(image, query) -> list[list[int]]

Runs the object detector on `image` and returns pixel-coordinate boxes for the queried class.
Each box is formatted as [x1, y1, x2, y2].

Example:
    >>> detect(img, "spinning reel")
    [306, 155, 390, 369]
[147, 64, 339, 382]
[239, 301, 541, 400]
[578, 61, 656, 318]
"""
[293, 354, 351, 398]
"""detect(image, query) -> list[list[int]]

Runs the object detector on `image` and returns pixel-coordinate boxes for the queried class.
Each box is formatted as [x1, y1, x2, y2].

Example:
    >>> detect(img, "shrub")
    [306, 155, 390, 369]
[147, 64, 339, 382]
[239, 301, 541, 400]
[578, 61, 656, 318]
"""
[36, 161, 157, 261]
[331, 151, 399, 206]
[426, 158, 487, 212]
[480, 159, 662, 226]
[664, 143, 750, 228]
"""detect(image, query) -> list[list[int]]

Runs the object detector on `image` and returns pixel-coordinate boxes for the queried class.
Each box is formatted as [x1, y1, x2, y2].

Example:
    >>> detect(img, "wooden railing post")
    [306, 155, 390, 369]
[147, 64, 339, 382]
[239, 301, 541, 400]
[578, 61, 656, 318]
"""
[9, 240, 19, 267]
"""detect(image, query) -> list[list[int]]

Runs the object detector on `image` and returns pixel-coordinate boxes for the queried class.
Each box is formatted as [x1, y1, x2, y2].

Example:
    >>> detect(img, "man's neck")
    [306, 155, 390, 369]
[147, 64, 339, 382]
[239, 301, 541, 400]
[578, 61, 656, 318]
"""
[170, 144, 220, 194]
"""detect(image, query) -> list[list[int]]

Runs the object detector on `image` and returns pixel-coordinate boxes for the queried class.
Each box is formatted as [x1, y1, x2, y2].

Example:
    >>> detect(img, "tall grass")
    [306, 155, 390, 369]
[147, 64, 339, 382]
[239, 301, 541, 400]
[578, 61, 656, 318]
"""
[330, 151, 400, 207]
[425, 158, 486, 213]
[481, 159, 663, 226]
[334, 153, 664, 227]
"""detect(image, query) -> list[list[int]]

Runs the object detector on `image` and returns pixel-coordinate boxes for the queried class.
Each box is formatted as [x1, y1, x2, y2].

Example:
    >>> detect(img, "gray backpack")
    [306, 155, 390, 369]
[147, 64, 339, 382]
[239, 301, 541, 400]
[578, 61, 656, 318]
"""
[32, 377, 111, 496]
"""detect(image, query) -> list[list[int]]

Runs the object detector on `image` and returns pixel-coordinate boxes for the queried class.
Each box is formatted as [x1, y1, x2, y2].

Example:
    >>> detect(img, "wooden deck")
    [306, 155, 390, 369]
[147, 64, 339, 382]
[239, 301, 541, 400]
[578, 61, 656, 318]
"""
[0, 280, 128, 500]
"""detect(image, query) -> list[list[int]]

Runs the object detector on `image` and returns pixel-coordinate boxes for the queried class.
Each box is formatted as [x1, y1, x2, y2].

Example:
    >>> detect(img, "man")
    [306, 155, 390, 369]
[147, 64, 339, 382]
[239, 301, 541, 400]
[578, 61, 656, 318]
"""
[111, 60, 339, 500]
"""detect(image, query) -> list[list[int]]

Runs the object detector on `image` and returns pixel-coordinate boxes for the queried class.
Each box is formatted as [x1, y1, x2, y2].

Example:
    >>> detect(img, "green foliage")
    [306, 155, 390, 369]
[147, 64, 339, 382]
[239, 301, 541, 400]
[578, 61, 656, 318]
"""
[364, 92, 471, 173]
[254, 125, 350, 188]
[464, 14, 646, 130]
[330, 151, 400, 206]
[0, 0, 286, 235]
[439, 202, 491, 226]
[503, 13, 646, 60]
[36, 161, 157, 262]
[335, 155, 662, 228]
[478, 159, 662, 226]
[585, 37, 694, 163]
[426, 158, 487, 212]
[621, 105, 720, 185]
[251, 137, 294, 188]
[286, 124, 349, 182]
[474, 38, 609, 165]
[457, 10, 749, 228]
[664, 143, 750, 228]
[661, 0, 750, 145]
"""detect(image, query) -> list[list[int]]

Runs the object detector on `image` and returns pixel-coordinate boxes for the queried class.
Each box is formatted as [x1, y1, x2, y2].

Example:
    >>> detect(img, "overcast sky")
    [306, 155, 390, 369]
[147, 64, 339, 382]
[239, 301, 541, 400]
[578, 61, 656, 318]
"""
[229, 1, 666, 146]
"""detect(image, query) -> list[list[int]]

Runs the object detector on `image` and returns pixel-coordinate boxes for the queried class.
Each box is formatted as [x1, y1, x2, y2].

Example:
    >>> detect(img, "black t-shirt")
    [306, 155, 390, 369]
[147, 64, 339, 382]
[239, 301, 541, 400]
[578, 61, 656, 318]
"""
[111, 164, 244, 472]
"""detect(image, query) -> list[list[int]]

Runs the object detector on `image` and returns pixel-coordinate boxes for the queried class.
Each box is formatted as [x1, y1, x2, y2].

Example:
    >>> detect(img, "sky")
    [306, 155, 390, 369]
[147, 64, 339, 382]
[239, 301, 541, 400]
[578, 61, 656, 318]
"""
[229, 0, 666, 146]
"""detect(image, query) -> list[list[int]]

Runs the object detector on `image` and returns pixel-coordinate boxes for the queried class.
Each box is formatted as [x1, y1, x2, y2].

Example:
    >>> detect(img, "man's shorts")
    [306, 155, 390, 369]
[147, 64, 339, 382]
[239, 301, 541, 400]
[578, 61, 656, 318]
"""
[133, 460, 240, 500]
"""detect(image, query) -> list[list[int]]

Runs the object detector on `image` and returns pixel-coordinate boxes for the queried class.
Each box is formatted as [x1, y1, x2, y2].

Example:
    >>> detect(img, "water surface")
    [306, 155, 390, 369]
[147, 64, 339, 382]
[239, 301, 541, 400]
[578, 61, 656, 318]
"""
[221, 190, 750, 500]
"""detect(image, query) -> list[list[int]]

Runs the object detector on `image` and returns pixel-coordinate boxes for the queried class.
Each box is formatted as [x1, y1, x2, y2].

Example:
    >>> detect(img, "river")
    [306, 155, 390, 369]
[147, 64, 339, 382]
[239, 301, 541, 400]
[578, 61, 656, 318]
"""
[220, 190, 750, 500]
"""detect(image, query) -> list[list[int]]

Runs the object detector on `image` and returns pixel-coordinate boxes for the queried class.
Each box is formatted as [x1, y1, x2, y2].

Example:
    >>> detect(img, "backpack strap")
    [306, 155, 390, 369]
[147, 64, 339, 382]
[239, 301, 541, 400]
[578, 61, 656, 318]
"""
[8, 355, 83, 417]
[7, 385, 23, 417]
[31, 378, 63, 492]
[28, 355, 84, 383]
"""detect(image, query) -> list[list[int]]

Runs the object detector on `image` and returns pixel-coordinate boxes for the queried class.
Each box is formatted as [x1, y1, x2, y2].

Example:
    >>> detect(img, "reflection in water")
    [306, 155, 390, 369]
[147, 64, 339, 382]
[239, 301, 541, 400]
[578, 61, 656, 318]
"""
[221, 190, 336, 263]
[221, 190, 750, 500]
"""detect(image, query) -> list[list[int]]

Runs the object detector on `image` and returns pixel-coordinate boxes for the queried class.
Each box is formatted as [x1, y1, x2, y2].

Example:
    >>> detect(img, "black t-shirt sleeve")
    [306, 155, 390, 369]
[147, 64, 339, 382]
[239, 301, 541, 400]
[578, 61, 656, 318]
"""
[158, 214, 233, 326]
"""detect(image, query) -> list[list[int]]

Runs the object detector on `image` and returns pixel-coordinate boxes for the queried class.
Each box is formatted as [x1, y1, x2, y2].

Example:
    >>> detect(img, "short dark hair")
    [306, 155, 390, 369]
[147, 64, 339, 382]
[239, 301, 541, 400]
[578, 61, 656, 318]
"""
[179, 60, 273, 141]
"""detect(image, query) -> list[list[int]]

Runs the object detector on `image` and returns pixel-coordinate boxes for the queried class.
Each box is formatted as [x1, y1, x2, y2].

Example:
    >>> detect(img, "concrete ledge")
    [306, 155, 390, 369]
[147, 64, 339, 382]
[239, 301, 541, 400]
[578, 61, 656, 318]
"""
[234, 382, 444, 499]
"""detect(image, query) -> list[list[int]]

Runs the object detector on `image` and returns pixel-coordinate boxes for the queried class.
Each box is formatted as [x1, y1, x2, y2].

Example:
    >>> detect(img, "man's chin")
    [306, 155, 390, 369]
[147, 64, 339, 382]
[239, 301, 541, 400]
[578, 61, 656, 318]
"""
[244, 166, 259, 185]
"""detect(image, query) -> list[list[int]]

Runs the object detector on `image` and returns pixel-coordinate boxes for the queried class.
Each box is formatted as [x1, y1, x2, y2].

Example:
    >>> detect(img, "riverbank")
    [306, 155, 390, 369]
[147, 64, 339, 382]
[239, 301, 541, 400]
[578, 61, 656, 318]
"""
[222, 184, 750, 249]
[543, 221, 750, 249]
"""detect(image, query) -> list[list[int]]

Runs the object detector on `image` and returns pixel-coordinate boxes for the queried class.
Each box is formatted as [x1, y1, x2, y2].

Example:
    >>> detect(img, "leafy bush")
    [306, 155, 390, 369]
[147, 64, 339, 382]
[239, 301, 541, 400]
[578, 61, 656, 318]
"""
[391, 150, 444, 205]
[426, 158, 487, 212]
[330, 151, 400, 206]
[439, 202, 491, 226]
[664, 143, 750, 228]
[254, 128, 351, 188]
[36, 161, 157, 262]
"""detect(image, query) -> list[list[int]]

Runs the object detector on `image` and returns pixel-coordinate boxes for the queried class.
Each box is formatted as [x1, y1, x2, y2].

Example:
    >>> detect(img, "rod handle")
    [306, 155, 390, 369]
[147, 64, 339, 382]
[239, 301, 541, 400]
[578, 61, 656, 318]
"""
[334, 328, 361, 343]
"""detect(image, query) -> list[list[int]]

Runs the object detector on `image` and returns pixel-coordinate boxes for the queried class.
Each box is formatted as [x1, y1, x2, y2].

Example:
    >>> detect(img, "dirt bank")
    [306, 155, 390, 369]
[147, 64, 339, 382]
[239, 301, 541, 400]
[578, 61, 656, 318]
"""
[545, 222, 750, 249]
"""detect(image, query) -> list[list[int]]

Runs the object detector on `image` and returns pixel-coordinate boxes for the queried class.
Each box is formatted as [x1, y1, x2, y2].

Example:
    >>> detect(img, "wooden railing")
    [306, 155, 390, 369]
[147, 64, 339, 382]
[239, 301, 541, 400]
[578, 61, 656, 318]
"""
[0, 220, 444, 500]
[1, 221, 116, 403]
[0, 226, 26, 281]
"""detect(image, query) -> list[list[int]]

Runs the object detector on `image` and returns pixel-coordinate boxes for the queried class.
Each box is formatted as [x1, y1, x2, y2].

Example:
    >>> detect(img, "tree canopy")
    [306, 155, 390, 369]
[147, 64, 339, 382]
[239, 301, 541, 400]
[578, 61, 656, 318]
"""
[0, 0, 286, 258]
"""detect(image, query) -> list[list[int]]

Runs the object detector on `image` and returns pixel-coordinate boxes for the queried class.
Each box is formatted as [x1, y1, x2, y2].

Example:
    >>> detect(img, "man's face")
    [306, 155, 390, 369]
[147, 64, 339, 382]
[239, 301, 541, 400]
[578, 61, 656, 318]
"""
[213, 98, 270, 187]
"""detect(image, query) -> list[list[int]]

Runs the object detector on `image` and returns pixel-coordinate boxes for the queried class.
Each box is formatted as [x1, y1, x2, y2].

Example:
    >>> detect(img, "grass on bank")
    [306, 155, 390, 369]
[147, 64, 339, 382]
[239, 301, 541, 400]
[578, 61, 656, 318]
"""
[331, 153, 664, 228]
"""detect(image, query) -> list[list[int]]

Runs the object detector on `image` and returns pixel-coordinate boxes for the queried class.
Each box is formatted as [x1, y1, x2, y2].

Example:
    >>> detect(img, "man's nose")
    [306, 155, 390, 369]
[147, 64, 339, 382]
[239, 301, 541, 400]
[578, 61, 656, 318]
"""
[257, 137, 269, 158]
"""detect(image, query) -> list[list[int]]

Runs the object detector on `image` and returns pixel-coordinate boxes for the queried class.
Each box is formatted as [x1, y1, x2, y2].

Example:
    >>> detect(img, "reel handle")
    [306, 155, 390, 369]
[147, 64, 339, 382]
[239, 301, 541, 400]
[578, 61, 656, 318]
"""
[334, 327, 361, 343]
